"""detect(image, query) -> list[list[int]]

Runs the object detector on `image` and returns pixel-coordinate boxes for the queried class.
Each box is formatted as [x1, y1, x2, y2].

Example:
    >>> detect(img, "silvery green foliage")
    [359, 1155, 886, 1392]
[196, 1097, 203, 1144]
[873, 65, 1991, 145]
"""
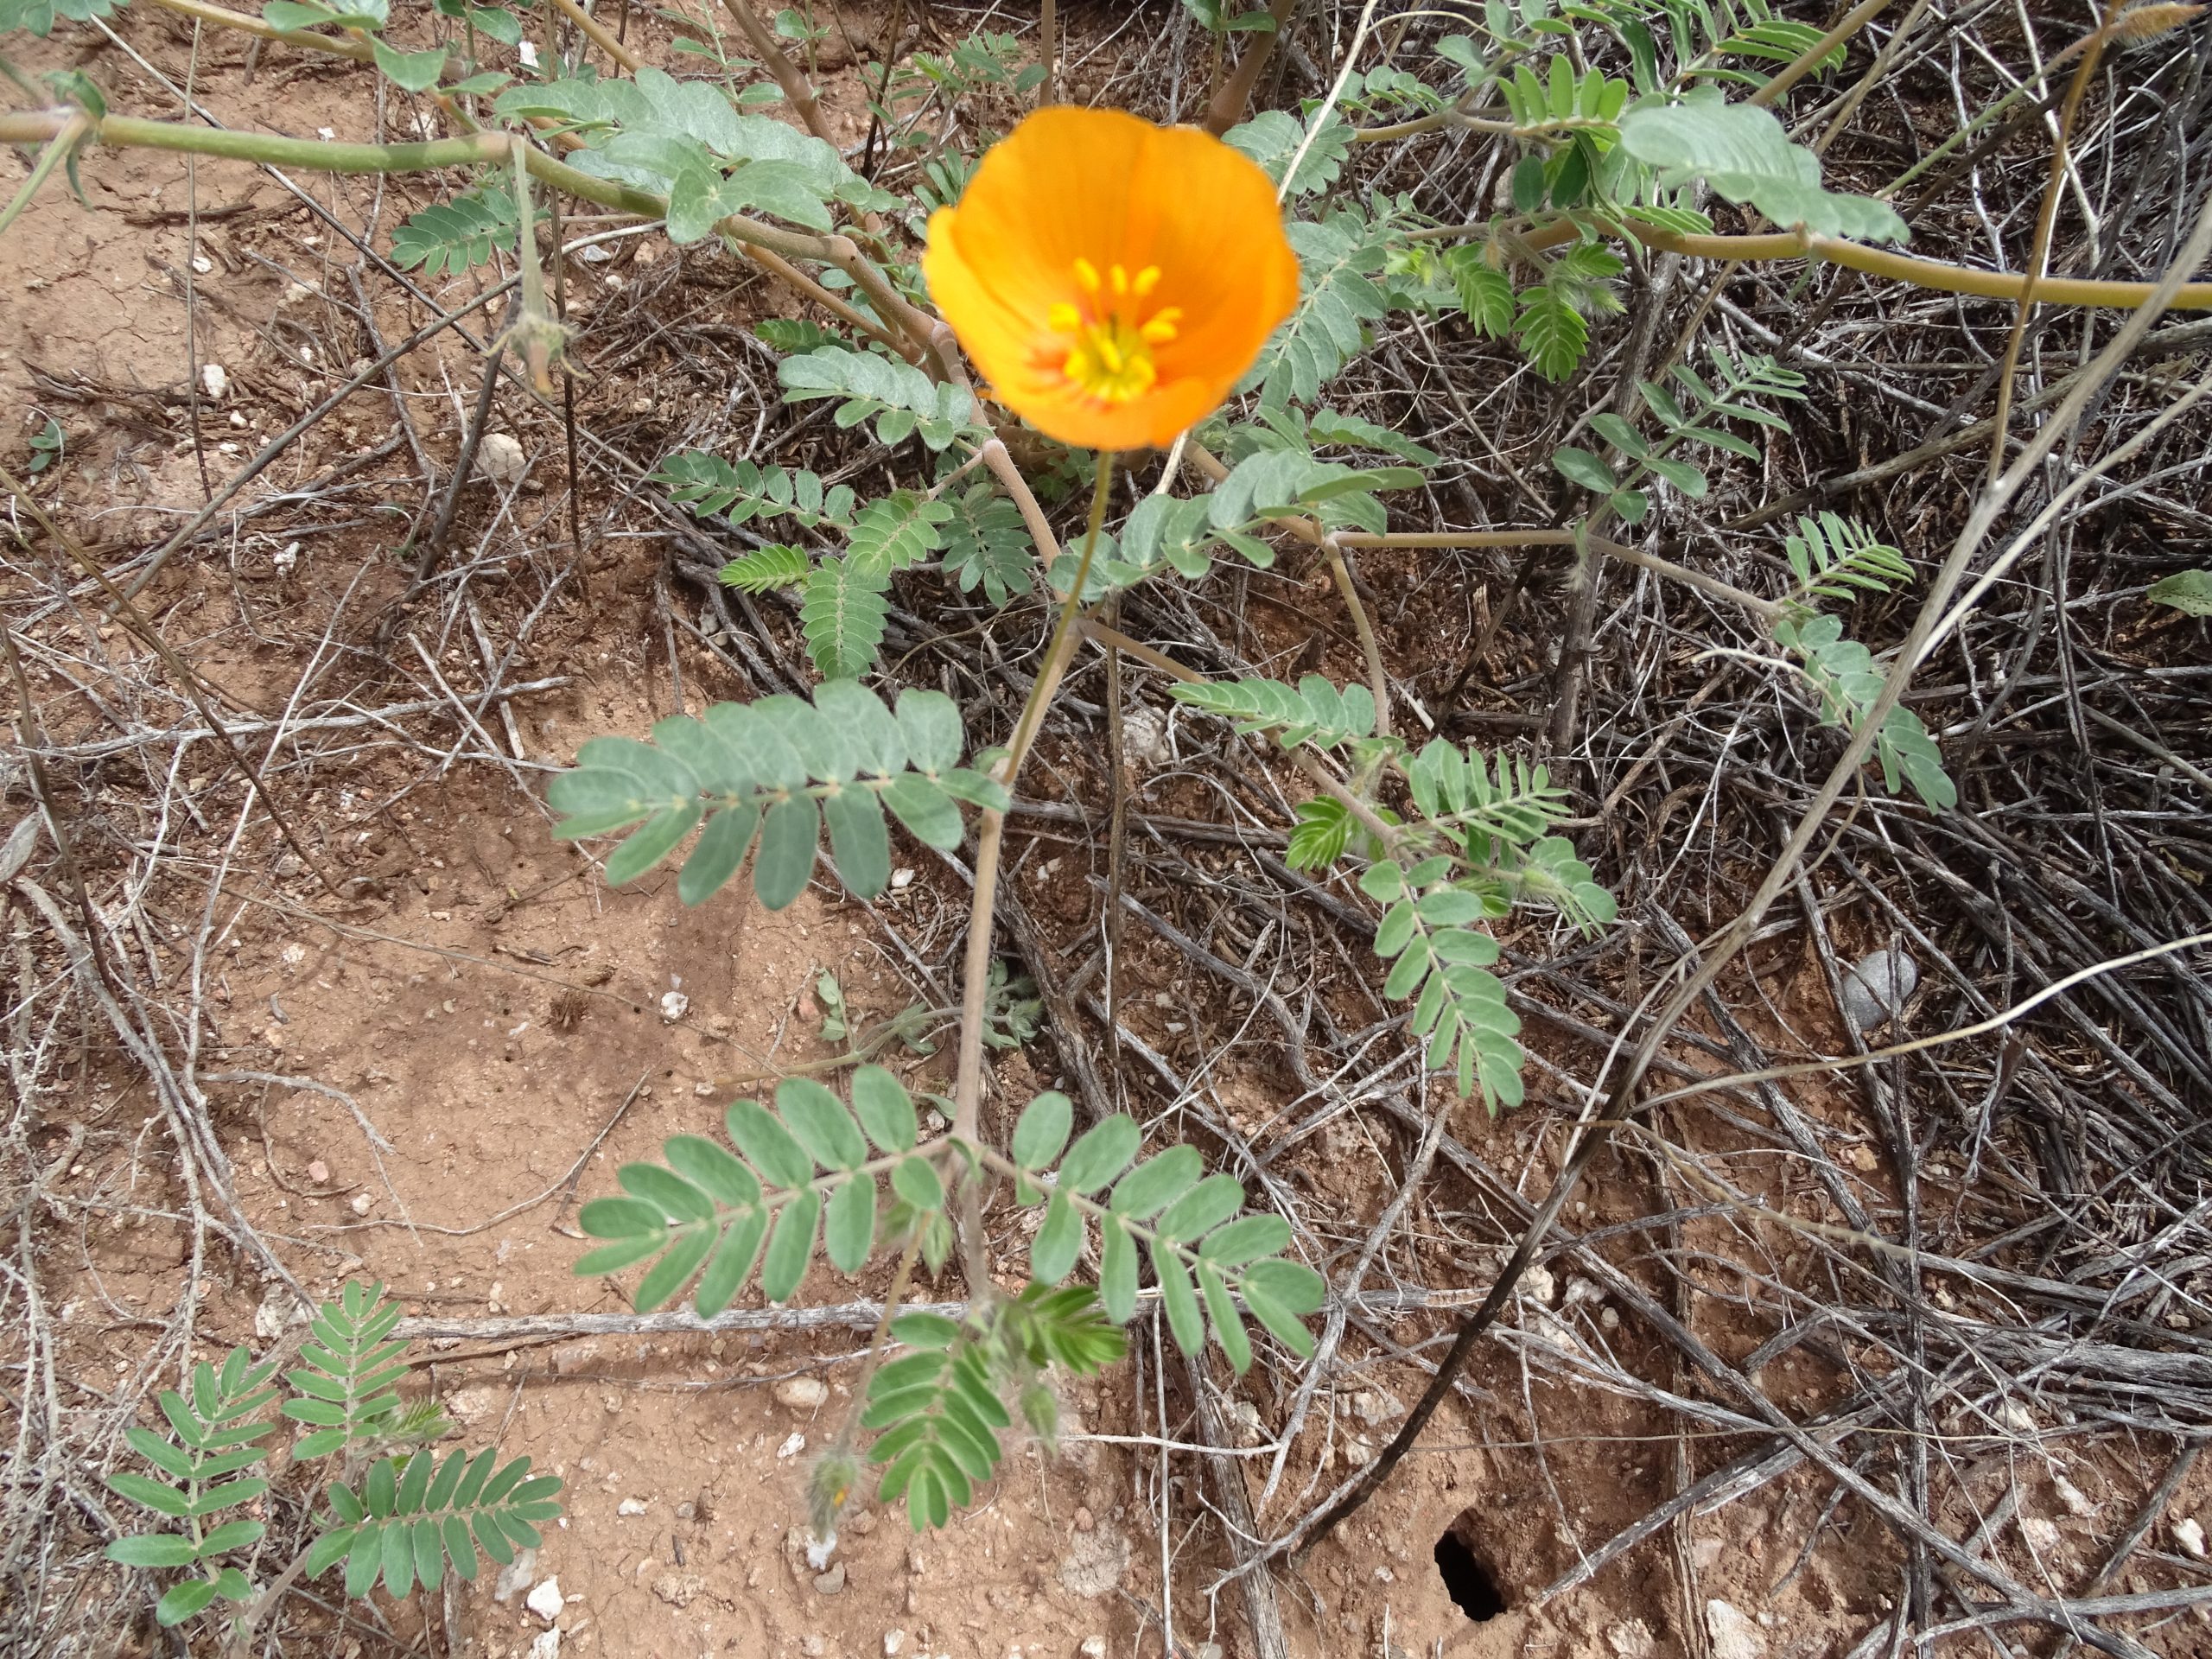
[493, 67, 896, 235]
[103, 1284, 562, 1628]
[577, 1073, 1326, 1532]
[547, 683, 1007, 906]
[1165, 675, 1613, 1112]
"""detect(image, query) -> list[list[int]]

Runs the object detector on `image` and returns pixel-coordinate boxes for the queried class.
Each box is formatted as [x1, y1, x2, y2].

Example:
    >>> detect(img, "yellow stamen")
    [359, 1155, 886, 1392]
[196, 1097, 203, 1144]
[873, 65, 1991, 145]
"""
[1053, 257, 1179, 406]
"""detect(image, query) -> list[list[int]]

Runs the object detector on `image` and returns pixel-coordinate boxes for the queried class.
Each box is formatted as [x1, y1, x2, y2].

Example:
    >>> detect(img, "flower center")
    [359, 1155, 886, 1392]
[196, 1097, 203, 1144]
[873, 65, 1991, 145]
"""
[1048, 259, 1182, 405]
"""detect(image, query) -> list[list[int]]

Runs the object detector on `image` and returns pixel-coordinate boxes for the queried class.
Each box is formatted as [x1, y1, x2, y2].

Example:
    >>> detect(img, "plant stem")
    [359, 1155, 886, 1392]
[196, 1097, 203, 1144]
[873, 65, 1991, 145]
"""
[718, 0, 836, 146]
[948, 454, 1115, 1191]
[1321, 534, 1391, 737]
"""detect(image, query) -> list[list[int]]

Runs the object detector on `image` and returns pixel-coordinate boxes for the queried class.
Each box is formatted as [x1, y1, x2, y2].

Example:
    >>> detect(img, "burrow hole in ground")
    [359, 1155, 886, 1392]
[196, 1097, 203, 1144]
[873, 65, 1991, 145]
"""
[1434, 1510, 1509, 1622]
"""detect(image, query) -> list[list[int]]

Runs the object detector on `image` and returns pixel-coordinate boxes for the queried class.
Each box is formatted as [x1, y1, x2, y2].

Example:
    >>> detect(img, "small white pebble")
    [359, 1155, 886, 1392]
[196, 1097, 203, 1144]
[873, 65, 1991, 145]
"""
[776, 1432, 806, 1459]
[617, 1497, 649, 1517]
[199, 363, 228, 399]
[2177, 1517, 2207, 1560]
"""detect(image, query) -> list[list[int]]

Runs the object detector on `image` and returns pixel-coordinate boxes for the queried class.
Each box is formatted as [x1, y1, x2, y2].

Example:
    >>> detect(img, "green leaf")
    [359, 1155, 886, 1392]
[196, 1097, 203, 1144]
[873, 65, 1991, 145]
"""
[1152, 1239, 1205, 1354]
[1516, 287, 1590, 382]
[1198, 1213, 1292, 1266]
[603, 799, 701, 886]
[156, 1578, 219, 1626]
[390, 186, 524, 276]
[1154, 1174, 1243, 1243]
[822, 786, 892, 898]
[752, 796, 820, 911]
[719, 543, 810, 594]
[779, 1077, 868, 1171]
[760, 1189, 821, 1303]
[726, 1099, 815, 1189]
[106, 1534, 200, 1568]
[1058, 1116, 1141, 1195]
[938, 486, 1033, 607]
[1552, 447, 1617, 493]
[801, 558, 890, 681]
[1450, 251, 1516, 338]
[1619, 90, 1909, 243]
[1199, 1262, 1253, 1374]
[2148, 569, 2212, 616]
[823, 1174, 876, 1273]
[109, 1472, 191, 1519]
[880, 773, 963, 850]
[1099, 1217, 1139, 1323]
[372, 39, 448, 93]
[1011, 1090, 1072, 1170]
[1030, 1191, 1083, 1286]
[1224, 107, 1352, 197]
[634, 1225, 715, 1311]
[695, 1210, 768, 1315]
[677, 802, 760, 906]
[851, 1065, 918, 1154]
[890, 1155, 944, 1211]
[1110, 1146, 1203, 1220]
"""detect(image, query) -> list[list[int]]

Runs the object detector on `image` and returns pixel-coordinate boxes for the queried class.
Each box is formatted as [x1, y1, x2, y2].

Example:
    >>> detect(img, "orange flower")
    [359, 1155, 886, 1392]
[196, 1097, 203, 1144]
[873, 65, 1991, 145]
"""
[923, 107, 1301, 452]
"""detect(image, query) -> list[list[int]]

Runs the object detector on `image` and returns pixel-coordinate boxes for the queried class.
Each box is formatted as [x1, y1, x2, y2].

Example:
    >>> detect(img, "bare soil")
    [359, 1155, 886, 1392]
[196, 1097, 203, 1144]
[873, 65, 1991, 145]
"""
[7, 8, 2210, 1659]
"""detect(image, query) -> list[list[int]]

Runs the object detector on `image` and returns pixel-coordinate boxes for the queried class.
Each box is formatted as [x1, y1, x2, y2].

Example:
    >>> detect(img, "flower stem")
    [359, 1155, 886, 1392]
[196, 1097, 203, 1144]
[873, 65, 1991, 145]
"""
[947, 455, 1116, 1277]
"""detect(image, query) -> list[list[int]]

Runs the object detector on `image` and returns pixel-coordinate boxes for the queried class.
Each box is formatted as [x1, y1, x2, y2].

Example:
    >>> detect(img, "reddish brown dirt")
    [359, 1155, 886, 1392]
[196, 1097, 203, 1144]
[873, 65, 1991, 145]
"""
[8, 9, 2211, 1659]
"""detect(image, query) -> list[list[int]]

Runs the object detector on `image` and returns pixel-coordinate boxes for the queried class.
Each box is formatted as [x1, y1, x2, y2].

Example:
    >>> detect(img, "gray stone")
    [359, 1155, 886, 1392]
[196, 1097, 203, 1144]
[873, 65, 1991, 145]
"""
[1840, 948, 1917, 1031]
[1058, 1527, 1131, 1599]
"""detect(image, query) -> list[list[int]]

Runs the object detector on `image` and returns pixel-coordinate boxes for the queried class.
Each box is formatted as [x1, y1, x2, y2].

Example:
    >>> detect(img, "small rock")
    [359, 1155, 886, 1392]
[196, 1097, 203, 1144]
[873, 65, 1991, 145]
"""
[493, 1548, 539, 1604]
[1521, 1264, 1556, 1306]
[2019, 1515, 2062, 1554]
[2054, 1476, 2096, 1518]
[1224, 1400, 1263, 1446]
[446, 1386, 498, 1427]
[1607, 1620, 1656, 1659]
[1072, 1505, 1095, 1533]
[200, 362, 229, 400]
[253, 1287, 303, 1339]
[652, 1571, 704, 1608]
[306, 1159, 330, 1184]
[1058, 1527, 1131, 1599]
[883, 1632, 906, 1656]
[774, 1376, 830, 1412]
[350, 1192, 372, 1216]
[800, 1639, 827, 1658]
[1351, 1389, 1402, 1425]
[1191, 1645, 1224, 1659]
[1707, 1599, 1764, 1659]
[849, 1510, 875, 1536]
[1849, 1143, 1881, 1173]
[525, 1577, 563, 1624]
[476, 431, 527, 483]
[1995, 1400, 2037, 1435]
[616, 1497, 648, 1516]
[1840, 948, 1918, 1032]
[814, 1563, 847, 1596]
[2177, 1517, 2208, 1560]
[1079, 1641, 1108, 1659]
[891, 868, 916, 890]
[527, 1632, 560, 1659]
[659, 989, 690, 1022]
[777, 1432, 807, 1459]
[1344, 1434, 1375, 1466]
